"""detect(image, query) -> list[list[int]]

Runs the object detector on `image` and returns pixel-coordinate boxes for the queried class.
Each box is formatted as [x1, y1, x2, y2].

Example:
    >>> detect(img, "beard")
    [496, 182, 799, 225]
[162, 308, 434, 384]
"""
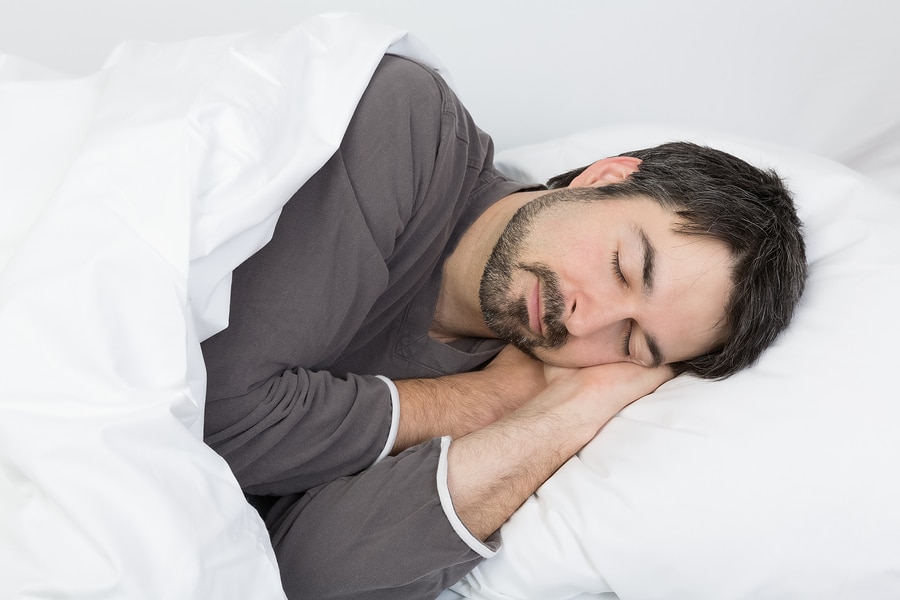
[479, 197, 570, 358]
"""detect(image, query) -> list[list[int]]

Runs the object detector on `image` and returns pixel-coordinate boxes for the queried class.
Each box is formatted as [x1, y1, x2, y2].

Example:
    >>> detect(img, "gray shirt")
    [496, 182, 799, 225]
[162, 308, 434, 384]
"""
[201, 55, 526, 497]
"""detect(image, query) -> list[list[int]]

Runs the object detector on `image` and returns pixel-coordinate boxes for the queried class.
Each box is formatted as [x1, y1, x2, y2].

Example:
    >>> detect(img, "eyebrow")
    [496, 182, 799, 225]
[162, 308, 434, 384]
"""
[637, 228, 664, 367]
[639, 228, 656, 295]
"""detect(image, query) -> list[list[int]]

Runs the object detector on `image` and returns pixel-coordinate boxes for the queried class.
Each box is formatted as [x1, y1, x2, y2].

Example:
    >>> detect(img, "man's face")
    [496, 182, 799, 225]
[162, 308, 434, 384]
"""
[479, 190, 733, 368]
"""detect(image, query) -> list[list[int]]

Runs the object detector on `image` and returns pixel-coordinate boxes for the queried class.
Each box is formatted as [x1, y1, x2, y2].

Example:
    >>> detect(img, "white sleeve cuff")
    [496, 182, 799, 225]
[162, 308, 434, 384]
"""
[373, 375, 400, 465]
[436, 436, 498, 559]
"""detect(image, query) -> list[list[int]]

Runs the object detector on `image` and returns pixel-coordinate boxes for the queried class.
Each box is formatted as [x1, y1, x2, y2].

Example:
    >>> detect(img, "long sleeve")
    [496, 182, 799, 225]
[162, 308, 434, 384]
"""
[204, 368, 395, 495]
[265, 437, 501, 600]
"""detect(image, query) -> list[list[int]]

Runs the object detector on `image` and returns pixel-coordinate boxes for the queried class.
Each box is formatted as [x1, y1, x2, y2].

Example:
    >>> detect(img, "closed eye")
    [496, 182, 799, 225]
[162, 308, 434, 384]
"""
[611, 250, 627, 284]
[620, 319, 633, 357]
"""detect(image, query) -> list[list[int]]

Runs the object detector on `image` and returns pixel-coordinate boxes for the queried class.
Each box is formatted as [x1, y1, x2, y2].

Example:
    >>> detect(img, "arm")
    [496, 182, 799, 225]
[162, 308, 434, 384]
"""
[391, 345, 546, 453]
[204, 366, 403, 496]
[446, 362, 674, 540]
[204, 346, 543, 496]
[257, 361, 669, 600]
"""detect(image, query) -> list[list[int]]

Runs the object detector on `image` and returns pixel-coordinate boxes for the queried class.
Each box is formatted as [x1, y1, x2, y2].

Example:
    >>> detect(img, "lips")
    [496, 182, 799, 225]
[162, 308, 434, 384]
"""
[528, 276, 544, 336]
[517, 263, 569, 349]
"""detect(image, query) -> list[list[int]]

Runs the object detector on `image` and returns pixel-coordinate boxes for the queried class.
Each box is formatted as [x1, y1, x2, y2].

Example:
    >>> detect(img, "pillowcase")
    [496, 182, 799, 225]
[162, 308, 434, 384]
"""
[449, 124, 900, 599]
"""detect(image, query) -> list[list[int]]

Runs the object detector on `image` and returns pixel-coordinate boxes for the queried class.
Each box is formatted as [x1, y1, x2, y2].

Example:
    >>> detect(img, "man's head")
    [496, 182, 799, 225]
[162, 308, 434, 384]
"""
[479, 141, 807, 379]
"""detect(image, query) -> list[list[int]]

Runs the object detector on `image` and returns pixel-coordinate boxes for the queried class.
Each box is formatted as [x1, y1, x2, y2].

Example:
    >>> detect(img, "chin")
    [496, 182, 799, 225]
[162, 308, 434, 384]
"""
[530, 349, 579, 368]
[532, 348, 617, 369]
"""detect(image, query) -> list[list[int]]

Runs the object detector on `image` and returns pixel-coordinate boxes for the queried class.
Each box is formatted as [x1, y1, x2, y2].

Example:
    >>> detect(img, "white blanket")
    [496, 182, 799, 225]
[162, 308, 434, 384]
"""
[0, 13, 441, 599]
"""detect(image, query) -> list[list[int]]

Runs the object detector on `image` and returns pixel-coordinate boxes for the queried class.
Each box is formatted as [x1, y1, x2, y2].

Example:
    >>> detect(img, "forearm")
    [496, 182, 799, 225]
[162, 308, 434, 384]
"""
[392, 371, 523, 452]
[445, 378, 601, 540]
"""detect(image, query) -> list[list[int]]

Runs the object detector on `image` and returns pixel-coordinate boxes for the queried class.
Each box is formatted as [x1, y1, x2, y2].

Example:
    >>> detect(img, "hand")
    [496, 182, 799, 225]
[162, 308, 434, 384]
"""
[539, 361, 675, 429]
[446, 361, 673, 541]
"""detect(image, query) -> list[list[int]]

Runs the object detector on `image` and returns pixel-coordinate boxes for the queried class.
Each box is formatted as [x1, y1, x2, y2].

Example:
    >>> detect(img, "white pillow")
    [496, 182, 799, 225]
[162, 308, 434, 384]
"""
[450, 125, 900, 599]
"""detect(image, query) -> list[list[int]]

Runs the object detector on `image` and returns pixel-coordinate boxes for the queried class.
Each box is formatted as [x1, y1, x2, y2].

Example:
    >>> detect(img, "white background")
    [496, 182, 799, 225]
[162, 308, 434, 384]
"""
[3, 0, 898, 159]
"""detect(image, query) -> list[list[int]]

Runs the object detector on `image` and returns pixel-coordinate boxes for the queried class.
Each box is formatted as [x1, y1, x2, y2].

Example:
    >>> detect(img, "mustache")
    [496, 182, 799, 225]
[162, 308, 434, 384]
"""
[520, 263, 568, 349]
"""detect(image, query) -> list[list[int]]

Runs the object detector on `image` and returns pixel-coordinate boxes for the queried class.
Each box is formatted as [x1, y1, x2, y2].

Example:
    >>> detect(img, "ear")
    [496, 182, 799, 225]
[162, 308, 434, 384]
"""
[567, 156, 642, 188]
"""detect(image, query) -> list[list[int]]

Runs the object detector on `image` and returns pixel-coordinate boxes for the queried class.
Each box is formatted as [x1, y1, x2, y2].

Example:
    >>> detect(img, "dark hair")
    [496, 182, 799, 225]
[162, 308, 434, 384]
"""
[547, 141, 807, 379]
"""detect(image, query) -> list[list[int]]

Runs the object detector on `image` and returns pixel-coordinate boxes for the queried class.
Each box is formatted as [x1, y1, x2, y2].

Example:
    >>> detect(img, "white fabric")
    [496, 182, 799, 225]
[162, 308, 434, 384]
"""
[0, 13, 443, 599]
[8, 2, 898, 192]
[373, 375, 402, 464]
[437, 436, 499, 560]
[479, 0, 900, 196]
[450, 124, 900, 599]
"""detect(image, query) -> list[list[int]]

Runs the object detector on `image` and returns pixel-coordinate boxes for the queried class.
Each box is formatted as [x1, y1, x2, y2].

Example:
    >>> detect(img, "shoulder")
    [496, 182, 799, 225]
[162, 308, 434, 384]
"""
[365, 54, 451, 111]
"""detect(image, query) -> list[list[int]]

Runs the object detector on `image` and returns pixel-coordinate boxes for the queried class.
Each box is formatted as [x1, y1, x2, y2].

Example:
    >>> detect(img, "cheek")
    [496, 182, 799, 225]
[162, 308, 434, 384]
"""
[649, 301, 727, 362]
[524, 212, 601, 259]
[523, 237, 603, 290]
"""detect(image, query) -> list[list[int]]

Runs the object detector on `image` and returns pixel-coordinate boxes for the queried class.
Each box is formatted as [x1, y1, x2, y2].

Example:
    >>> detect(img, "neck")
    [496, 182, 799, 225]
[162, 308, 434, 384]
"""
[430, 189, 549, 340]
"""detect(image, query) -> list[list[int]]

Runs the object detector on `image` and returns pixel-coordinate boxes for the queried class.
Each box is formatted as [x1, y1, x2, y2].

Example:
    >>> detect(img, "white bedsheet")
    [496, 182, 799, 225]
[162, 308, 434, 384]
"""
[0, 13, 441, 598]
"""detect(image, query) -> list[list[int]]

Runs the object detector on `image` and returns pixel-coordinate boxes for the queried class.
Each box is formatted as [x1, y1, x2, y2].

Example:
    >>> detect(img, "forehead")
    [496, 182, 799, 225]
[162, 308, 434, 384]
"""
[541, 189, 673, 225]
[653, 245, 733, 359]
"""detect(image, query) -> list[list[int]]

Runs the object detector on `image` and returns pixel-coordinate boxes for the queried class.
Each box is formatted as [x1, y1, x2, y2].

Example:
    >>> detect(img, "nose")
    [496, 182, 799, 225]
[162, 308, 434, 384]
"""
[563, 292, 632, 340]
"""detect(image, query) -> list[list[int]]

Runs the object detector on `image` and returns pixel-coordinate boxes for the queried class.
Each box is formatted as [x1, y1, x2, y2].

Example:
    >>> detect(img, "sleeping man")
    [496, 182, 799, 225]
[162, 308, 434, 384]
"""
[201, 54, 806, 600]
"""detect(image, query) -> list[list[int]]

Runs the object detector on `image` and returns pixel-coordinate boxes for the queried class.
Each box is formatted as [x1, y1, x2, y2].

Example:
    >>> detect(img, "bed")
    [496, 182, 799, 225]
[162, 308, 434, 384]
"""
[2, 3, 899, 599]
